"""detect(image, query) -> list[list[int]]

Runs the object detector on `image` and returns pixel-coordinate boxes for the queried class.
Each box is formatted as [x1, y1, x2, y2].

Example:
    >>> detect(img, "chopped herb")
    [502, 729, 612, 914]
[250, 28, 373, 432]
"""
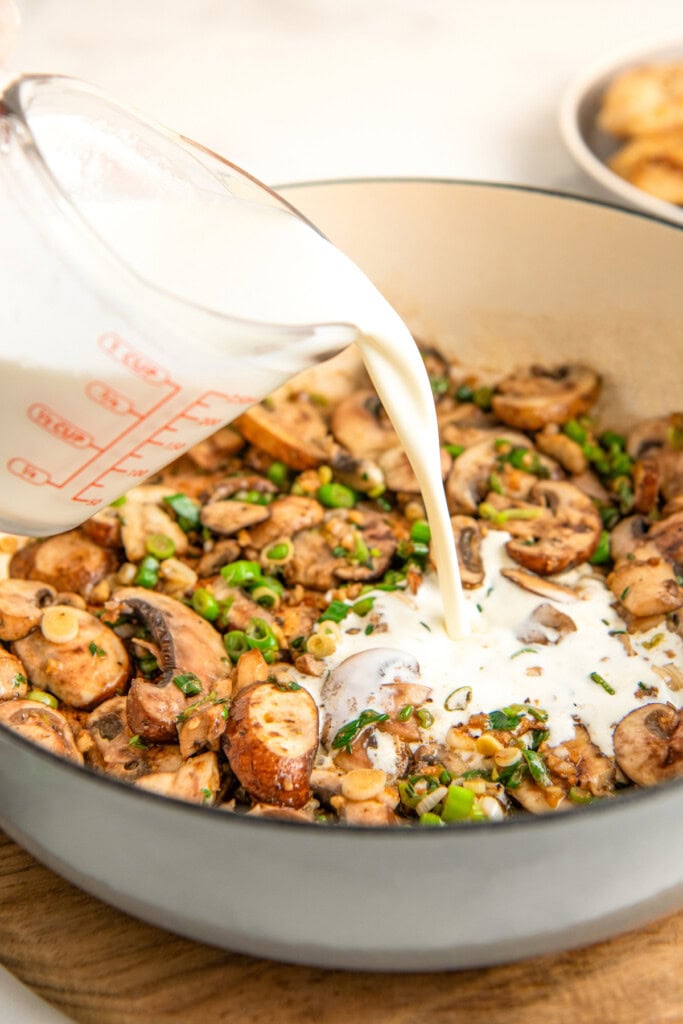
[510, 647, 537, 659]
[476, 603, 483, 613]
[319, 599, 350, 624]
[173, 672, 202, 697]
[351, 596, 375, 617]
[420, 620, 431, 631]
[88, 641, 107, 658]
[201, 787, 212, 805]
[488, 708, 523, 730]
[619, 586, 631, 603]
[590, 671, 616, 695]
[128, 734, 147, 749]
[109, 495, 126, 507]
[444, 443, 465, 458]
[364, 624, 375, 635]
[590, 530, 611, 565]
[398, 704, 414, 722]
[11, 672, 27, 689]
[332, 709, 389, 752]
[642, 633, 664, 649]
[455, 383, 474, 403]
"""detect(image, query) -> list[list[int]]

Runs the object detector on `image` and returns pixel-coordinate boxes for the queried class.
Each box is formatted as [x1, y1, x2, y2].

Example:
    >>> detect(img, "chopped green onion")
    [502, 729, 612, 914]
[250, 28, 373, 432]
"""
[319, 599, 350, 624]
[590, 671, 616, 695]
[317, 482, 357, 509]
[263, 540, 293, 563]
[220, 560, 263, 587]
[251, 585, 281, 611]
[267, 461, 290, 488]
[523, 749, 552, 788]
[163, 493, 200, 532]
[409, 520, 431, 544]
[110, 495, 126, 508]
[590, 530, 611, 565]
[173, 672, 202, 697]
[416, 708, 434, 729]
[478, 502, 543, 525]
[568, 786, 594, 805]
[510, 647, 537, 659]
[351, 596, 375, 617]
[224, 630, 250, 662]
[642, 633, 664, 650]
[418, 812, 445, 827]
[564, 419, 588, 445]
[430, 375, 450, 396]
[455, 384, 474, 403]
[472, 386, 493, 410]
[398, 704, 414, 722]
[444, 443, 465, 459]
[88, 641, 107, 658]
[444, 686, 472, 712]
[192, 588, 219, 621]
[134, 555, 159, 589]
[245, 618, 279, 659]
[128, 734, 147, 749]
[488, 708, 523, 730]
[11, 673, 27, 689]
[441, 785, 475, 822]
[26, 689, 58, 708]
[145, 533, 176, 560]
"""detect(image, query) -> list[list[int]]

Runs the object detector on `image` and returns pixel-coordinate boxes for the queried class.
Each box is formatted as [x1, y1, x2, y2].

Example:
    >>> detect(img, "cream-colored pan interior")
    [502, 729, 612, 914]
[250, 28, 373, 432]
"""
[281, 181, 683, 429]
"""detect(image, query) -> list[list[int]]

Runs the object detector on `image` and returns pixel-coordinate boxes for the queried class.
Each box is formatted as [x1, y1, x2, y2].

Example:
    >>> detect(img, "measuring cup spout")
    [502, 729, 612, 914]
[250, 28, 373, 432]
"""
[0, 75, 363, 535]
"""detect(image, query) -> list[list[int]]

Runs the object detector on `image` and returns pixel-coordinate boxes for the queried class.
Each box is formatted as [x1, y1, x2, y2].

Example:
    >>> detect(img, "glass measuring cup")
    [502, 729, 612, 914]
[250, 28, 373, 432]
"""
[0, 74, 360, 536]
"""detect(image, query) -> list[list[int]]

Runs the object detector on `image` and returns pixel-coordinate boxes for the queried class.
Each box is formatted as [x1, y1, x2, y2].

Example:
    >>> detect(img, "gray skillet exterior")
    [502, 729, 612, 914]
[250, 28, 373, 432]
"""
[1, 181, 683, 969]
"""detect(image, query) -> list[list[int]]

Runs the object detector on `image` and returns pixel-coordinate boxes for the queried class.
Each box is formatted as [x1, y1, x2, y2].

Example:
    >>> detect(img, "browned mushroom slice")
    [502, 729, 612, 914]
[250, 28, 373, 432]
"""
[450, 516, 484, 588]
[234, 396, 328, 470]
[283, 530, 345, 591]
[544, 725, 615, 797]
[609, 515, 651, 561]
[330, 795, 400, 826]
[114, 588, 231, 741]
[0, 649, 28, 699]
[501, 568, 579, 603]
[607, 553, 683, 617]
[135, 751, 221, 804]
[13, 609, 130, 710]
[516, 603, 577, 645]
[85, 696, 150, 780]
[327, 448, 384, 495]
[200, 500, 270, 536]
[511, 778, 567, 814]
[632, 458, 660, 514]
[0, 579, 56, 641]
[0, 698, 83, 763]
[246, 495, 324, 550]
[177, 702, 228, 760]
[445, 431, 537, 514]
[535, 426, 587, 475]
[438, 402, 498, 450]
[626, 414, 680, 459]
[209, 475, 278, 501]
[186, 425, 244, 471]
[196, 538, 241, 577]
[10, 530, 117, 600]
[492, 365, 600, 431]
[223, 681, 319, 808]
[377, 445, 451, 494]
[81, 506, 122, 548]
[649, 510, 683, 568]
[613, 704, 683, 786]
[499, 481, 602, 575]
[120, 502, 188, 563]
[246, 803, 314, 822]
[334, 510, 397, 583]
[332, 729, 409, 777]
[330, 390, 397, 458]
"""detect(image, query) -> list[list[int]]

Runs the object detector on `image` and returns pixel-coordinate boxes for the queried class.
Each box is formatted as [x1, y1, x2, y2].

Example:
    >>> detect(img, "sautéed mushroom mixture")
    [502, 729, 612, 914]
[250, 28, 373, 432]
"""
[1, 351, 682, 827]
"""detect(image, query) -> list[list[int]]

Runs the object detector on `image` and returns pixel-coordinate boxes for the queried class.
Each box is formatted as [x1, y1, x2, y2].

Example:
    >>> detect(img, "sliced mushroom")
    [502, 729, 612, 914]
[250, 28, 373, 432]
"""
[0, 579, 56, 641]
[613, 704, 683, 786]
[234, 396, 328, 470]
[632, 458, 660, 514]
[186, 425, 244, 471]
[609, 515, 651, 562]
[450, 516, 484, 588]
[13, 609, 130, 710]
[282, 530, 343, 591]
[0, 698, 83, 763]
[320, 648, 424, 747]
[246, 495, 324, 550]
[330, 794, 400, 826]
[223, 681, 319, 808]
[330, 390, 397, 458]
[200, 500, 270, 536]
[497, 481, 602, 575]
[332, 728, 410, 779]
[438, 402, 498, 450]
[501, 568, 579, 603]
[135, 750, 221, 804]
[377, 445, 451, 494]
[445, 431, 543, 513]
[544, 725, 615, 796]
[0, 648, 28, 699]
[649, 510, 683, 570]
[177, 702, 228, 760]
[570, 470, 611, 505]
[333, 509, 397, 582]
[196, 538, 241, 577]
[246, 803, 314, 823]
[84, 695, 172, 780]
[492, 365, 600, 431]
[535, 426, 587, 475]
[626, 415, 675, 459]
[120, 502, 188, 563]
[516, 603, 577, 645]
[607, 554, 683, 617]
[81, 506, 122, 549]
[327, 448, 385, 495]
[10, 530, 117, 600]
[114, 588, 231, 742]
[209, 475, 278, 502]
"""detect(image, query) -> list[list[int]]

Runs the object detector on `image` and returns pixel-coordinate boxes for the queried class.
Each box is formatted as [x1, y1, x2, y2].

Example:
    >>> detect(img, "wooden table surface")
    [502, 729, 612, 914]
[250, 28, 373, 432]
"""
[1, 829, 681, 1024]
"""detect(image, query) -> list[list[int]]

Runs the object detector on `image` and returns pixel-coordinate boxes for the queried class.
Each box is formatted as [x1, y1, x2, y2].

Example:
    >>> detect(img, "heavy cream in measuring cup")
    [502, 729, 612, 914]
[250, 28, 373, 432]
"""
[0, 108, 467, 636]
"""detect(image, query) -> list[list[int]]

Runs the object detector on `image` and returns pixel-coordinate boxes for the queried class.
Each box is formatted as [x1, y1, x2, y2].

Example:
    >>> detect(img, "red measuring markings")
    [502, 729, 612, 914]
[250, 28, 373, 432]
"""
[7, 458, 52, 487]
[86, 380, 136, 416]
[27, 403, 97, 450]
[99, 332, 171, 386]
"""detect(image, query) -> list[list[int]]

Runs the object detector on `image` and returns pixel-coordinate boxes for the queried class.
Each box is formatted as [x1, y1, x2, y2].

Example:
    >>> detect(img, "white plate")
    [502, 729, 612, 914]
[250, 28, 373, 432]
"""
[559, 40, 683, 225]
